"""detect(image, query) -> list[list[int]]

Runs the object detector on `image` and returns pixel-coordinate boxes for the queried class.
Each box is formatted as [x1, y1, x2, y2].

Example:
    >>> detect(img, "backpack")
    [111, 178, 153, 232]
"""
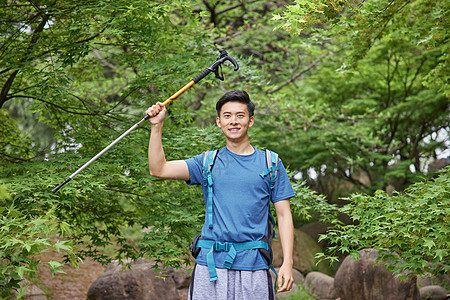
[190, 148, 279, 285]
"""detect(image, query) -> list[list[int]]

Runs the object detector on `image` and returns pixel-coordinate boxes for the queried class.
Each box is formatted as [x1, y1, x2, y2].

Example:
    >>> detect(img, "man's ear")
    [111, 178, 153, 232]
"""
[249, 116, 254, 127]
[216, 116, 221, 128]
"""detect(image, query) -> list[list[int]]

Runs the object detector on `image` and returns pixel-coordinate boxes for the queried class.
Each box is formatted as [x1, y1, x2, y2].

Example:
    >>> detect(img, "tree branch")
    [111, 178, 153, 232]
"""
[0, 70, 18, 109]
[92, 49, 117, 71]
[216, 0, 261, 16]
[266, 58, 322, 94]
[0, 4, 49, 109]
[8, 95, 108, 116]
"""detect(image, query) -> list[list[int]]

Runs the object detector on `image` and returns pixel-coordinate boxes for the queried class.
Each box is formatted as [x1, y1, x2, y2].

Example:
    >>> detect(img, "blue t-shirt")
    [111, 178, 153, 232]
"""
[185, 146, 295, 271]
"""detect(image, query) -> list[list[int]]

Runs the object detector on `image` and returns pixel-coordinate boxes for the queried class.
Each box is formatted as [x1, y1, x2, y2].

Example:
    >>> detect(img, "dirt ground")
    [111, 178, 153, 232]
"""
[34, 251, 106, 300]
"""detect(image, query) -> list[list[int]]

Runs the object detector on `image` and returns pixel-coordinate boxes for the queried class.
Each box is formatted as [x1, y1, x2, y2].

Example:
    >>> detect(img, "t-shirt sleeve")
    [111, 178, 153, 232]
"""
[271, 159, 296, 203]
[184, 152, 205, 186]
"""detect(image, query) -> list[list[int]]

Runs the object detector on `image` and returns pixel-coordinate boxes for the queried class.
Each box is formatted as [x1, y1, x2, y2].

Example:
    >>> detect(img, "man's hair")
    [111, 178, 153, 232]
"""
[216, 90, 255, 117]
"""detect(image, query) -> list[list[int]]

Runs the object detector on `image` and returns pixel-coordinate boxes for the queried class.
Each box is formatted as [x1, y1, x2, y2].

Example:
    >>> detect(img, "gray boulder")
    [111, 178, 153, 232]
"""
[334, 248, 419, 300]
[304, 271, 336, 300]
[272, 229, 332, 274]
[419, 285, 448, 300]
[276, 283, 300, 299]
[417, 273, 450, 289]
[19, 279, 48, 300]
[87, 258, 191, 300]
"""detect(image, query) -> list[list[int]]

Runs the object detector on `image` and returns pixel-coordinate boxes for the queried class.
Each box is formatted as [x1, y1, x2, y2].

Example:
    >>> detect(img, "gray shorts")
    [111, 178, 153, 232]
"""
[188, 264, 275, 300]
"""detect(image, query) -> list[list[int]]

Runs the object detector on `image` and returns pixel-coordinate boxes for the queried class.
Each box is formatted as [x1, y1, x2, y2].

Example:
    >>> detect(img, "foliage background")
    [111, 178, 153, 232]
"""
[1, 0, 448, 296]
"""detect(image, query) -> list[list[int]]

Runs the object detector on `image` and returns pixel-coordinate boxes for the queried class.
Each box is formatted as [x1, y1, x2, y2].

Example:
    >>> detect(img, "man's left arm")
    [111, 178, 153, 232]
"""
[274, 199, 294, 293]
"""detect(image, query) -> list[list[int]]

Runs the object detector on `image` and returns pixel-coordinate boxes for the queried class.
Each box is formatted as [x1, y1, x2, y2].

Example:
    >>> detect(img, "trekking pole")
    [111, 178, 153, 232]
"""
[52, 50, 239, 193]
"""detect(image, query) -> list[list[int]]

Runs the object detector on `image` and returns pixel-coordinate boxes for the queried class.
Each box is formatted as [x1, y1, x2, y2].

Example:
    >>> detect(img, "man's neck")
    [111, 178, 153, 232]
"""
[226, 140, 254, 155]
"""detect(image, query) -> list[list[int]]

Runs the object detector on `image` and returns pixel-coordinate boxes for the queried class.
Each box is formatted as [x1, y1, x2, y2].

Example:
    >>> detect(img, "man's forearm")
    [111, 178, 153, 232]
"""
[148, 123, 167, 177]
[278, 213, 294, 266]
[146, 103, 189, 180]
[276, 200, 294, 266]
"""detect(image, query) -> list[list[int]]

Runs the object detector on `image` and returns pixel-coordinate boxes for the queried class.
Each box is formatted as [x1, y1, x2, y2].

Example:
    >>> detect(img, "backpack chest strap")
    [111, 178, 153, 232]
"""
[196, 240, 268, 282]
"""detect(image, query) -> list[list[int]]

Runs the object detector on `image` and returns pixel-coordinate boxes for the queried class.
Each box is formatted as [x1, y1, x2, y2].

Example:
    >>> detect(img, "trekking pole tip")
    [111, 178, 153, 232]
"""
[52, 177, 72, 193]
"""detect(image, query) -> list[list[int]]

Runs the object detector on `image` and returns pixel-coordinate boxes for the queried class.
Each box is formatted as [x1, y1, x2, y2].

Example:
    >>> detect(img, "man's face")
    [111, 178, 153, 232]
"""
[216, 101, 254, 143]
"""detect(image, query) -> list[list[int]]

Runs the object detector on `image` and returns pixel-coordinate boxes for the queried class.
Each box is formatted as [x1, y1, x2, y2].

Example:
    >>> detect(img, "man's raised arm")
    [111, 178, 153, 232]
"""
[146, 102, 190, 181]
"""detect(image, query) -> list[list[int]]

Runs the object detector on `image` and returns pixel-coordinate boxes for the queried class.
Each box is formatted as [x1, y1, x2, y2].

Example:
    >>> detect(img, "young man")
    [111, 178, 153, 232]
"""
[146, 90, 295, 299]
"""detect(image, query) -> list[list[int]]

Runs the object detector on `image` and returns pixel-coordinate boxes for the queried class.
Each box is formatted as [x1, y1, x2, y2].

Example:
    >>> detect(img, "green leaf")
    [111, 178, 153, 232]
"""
[423, 239, 435, 250]
[16, 266, 31, 279]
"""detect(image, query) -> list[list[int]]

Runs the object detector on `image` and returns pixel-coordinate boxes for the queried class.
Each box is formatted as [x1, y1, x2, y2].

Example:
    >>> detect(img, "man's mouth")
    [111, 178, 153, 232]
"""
[228, 128, 240, 132]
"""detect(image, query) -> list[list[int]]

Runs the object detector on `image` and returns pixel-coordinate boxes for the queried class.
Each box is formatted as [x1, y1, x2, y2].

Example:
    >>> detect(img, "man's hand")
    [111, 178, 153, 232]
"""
[146, 102, 166, 125]
[277, 263, 294, 293]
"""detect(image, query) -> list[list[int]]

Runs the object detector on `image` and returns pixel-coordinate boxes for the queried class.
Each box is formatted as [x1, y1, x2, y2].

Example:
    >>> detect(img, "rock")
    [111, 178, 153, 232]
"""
[417, 273, 450, 289]
[272, 229, 331, 274]
[292, 268, 305, 286]
[419, 285, 448, 300]
[87, 258, 191, 300]
[427, 157, 450, 174]
[334, 248, 419, 300]
[277, 283, 299, 298]
[418, 275, 435, 288]
[299, 221, 332, 247]
[18, 279, 47, 300]
[304, 271, 336, 300]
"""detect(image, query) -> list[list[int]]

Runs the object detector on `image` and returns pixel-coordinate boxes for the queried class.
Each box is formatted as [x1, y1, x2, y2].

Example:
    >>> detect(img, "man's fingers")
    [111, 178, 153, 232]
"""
[277, 276, 294, 293]
[277, 282, 288, 293]
[277, 276, 283, 291]
[277, 276, 286, 293]
[146, 103, 164, 118]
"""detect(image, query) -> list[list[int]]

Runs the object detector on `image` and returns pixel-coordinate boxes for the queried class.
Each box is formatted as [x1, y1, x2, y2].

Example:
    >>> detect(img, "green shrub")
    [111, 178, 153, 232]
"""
[0, 186, 77, 299]
[318, 167, 450, 278]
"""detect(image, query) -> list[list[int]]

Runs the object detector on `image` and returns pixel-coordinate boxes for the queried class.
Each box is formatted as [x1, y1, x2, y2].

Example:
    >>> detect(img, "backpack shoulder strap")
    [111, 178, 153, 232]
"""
[202, 149, 218, 229]
[259, 149, 280, 240]
[265, 149, 278, 180]
[260, 149, 279, 184]
[202, 149, 218, 173]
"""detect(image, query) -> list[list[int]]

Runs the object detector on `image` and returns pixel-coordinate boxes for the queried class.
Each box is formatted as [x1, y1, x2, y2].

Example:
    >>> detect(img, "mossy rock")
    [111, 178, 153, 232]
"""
[272, 228, 332, 275]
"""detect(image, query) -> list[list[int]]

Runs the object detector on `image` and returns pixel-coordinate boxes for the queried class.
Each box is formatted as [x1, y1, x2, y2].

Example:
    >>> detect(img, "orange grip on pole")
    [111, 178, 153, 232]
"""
[162, 80, 195, 106]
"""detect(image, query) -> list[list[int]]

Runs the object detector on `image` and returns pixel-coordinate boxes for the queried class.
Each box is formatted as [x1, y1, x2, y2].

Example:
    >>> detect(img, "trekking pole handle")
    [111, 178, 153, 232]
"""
[161, 50, 239, 107]
[192, 50, 239, 83]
